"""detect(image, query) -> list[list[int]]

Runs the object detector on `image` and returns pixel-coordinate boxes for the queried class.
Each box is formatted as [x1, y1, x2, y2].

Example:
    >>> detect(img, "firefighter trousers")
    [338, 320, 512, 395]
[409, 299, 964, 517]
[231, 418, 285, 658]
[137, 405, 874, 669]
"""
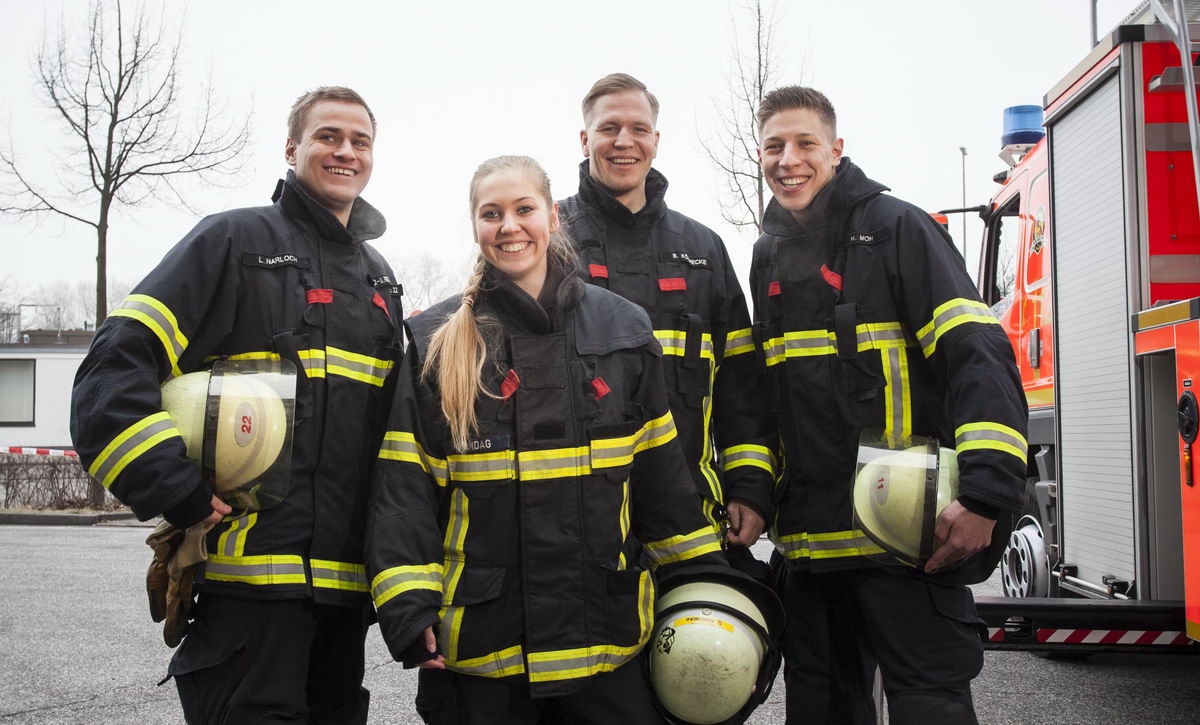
[773, 561, 984, 725]
[166, 592, 371, 724]
[414, 658, 664, 725]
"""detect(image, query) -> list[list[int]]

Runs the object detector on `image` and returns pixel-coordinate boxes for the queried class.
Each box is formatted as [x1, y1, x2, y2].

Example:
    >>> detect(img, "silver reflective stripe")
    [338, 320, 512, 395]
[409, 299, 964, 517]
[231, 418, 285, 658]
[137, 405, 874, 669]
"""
[452, 647, 526, 677]
[857, 325, 909, 349]
[883, 347, 909, 440]
[88, 413, 181, 488]
[369, 566, 441, 600]
[379, 433, 449, 485]
[312, 561, 368, 592]
[725, 328, 755, 356]
[527, 648, 638, 680]
[721, 447, 773, 468]
[917, 300, 995, 354]
[786, 333, 835, 352]
[299, 349, 326, 377]
[112, 295, 186, 364]
[448, 452, 514, 480]
[201, 556, 307, 584]
[518, 449, 591, 478]
[325, 347, 393, 386]
[956, 427, 1027, 451]
[644, 529, 719, 565]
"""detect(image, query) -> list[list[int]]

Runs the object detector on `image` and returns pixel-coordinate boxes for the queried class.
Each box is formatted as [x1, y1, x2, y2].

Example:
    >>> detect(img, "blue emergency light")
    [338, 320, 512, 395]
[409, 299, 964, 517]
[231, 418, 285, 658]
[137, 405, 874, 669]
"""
[1001, 105, 1045, 148]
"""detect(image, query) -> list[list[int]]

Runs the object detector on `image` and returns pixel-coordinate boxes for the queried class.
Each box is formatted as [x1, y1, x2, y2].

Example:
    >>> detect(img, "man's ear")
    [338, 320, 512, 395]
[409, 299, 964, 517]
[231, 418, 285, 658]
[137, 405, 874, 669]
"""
[832, 137, 845, 165]
[579, 129, 590, 158]
[284, 138, 298, 167]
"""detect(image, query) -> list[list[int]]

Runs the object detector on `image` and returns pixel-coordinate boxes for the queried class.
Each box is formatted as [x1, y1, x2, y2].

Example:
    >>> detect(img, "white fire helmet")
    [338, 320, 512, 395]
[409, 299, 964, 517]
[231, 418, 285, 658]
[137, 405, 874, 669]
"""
[853, 441, 959, 565]
[159, 360, 295, 510]
[649, 565, 784, 725]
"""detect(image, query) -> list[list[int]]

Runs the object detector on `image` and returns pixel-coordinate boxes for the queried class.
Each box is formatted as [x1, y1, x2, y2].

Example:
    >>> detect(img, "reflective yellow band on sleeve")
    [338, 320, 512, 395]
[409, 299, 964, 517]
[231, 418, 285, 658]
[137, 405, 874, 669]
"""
[916, 298, 999, 358]
[720, 444, 776, 475]
[379, 431, 449, 486]
[644, 526, 722, 566]
[724, 328, 756, 357]
[87, 412, 182, 489]
[774, 529, 886, 560]
[371, 563, 443, 608]
[446, 644, 526, 678]
[955, 422, 1028, 464]
[109, 294, 189, 378]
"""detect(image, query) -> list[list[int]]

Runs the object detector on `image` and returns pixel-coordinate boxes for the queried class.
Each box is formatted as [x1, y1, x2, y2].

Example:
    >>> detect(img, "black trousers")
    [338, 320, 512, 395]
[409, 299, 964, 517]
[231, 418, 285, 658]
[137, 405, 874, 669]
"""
[415, 659, 664, 725]
[774, 562, 984, 725]
[166, 592, 371, 724]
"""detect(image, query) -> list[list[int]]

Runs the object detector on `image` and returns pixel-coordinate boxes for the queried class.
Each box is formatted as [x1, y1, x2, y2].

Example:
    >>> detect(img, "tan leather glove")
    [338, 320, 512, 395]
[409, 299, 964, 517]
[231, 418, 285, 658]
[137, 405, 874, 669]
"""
[145, 520, 213, 647]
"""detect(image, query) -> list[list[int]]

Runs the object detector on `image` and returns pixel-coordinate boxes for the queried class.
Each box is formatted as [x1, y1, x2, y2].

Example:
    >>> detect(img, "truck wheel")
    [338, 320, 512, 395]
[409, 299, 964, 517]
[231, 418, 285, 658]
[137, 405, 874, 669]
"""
[1000, 515, 1050, 598]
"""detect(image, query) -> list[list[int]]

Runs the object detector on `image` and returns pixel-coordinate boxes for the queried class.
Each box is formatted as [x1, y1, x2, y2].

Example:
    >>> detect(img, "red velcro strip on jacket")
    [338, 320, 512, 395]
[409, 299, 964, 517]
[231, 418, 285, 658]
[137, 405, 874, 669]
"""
[306, 288, 334, 304]
[588, 264, 609, 279]
[500, 369, 521, 400]
[658, 277, 687, 292]
[768, 281, 782, 297]
[591, 377, 611, 400]
[820, 265, 843, 291]
[372, 291, 392, 320]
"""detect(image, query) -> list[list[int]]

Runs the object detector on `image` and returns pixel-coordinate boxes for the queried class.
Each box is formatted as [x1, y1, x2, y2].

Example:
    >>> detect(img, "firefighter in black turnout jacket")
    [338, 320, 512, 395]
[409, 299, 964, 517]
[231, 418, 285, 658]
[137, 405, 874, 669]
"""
[750, 87, 1028, 724]
[367, 156, 723, 724]
[559, 73, 775, 548]
[71, 88, 401, 724]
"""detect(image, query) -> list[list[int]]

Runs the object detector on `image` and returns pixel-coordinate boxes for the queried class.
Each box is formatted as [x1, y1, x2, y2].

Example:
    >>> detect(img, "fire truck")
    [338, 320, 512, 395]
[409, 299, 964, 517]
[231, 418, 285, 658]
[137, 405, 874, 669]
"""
[963, 1, 1200, 654]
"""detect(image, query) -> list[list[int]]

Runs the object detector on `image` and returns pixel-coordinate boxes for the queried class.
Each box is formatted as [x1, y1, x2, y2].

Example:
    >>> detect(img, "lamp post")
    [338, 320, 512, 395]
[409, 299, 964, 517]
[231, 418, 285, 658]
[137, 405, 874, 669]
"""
[959, 146, 968, 257]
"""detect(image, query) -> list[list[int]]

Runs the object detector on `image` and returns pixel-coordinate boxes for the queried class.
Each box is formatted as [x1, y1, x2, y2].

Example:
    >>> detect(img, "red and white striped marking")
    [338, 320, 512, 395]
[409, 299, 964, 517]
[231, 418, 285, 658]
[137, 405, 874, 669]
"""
[3, 447, 78, 458]
[1037, 628, 1192, 646]
[988, 627, 1193, 646]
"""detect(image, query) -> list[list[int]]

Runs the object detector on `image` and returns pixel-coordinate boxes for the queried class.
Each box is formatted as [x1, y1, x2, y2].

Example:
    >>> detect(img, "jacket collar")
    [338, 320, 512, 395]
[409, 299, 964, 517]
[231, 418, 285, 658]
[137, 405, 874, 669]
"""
[575, 160, 669, 228]
[760, 157, 888, 237]
[482, 254, 585, 335]
[272, 170, 387, 244]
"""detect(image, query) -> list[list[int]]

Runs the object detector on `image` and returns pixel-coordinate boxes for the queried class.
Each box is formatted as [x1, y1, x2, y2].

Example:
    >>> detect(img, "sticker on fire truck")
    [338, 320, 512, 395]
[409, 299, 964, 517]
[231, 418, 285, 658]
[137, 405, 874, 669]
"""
[1032, 207, 1046, 254]
[673, 615, 734, 632]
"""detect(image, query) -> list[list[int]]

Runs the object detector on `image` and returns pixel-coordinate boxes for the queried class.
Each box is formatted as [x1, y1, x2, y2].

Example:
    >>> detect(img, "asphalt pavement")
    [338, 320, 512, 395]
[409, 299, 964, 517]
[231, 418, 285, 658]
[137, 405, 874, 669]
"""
[1, 523, 1198, 724]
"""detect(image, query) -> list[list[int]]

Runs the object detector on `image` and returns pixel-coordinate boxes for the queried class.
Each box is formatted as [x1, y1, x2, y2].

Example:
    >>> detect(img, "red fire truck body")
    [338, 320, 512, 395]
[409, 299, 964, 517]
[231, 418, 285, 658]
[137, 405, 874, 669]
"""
[973, 12, 1200, 653]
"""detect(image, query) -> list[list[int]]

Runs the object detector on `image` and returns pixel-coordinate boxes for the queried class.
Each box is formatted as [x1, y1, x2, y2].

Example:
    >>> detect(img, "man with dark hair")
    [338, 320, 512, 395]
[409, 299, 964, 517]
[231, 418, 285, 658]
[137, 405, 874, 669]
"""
[71, 86, 402, 724]
[560, 72, 776, 551]
[748, 85, 1027, 724]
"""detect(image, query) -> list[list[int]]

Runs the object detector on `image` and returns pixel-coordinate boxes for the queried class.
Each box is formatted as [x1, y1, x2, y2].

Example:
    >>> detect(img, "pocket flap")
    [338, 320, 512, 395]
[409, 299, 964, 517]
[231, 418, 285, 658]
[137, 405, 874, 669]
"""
[444, 565, 506, 607]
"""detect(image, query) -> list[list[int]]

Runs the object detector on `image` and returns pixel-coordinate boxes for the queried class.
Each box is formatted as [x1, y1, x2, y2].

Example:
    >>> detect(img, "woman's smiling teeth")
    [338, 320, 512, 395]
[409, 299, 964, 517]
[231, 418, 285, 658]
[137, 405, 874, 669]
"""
[499, 241, 532, 253]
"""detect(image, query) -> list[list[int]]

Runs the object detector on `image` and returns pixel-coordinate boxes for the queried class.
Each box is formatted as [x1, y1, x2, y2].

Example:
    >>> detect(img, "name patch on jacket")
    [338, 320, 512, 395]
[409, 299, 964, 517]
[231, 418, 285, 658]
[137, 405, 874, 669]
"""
[463, 434, 511, 452]
[661, 251, 709, 268]
[242, 253, 309, 269]
[847, 228, 888, 245]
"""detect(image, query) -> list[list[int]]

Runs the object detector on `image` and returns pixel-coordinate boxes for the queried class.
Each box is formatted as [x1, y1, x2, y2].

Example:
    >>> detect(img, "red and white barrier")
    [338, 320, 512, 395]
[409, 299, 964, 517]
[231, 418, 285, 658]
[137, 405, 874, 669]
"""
[987, 626, 1192, 646]
[3, 447, 79, 457]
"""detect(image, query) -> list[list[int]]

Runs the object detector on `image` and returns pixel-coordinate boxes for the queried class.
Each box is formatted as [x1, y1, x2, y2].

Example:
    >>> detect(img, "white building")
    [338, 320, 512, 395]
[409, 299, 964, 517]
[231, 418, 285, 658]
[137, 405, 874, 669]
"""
[0, 330, 94, 449]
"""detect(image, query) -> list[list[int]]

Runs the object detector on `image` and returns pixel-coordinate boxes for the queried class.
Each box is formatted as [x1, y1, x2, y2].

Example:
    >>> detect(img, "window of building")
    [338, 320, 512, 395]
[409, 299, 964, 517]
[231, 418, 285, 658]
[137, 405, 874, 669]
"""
[0, 359, 35, 425]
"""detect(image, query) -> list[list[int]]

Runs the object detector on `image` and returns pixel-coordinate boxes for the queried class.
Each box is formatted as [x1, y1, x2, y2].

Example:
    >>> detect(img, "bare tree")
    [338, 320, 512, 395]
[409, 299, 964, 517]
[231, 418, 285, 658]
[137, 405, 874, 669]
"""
[397, 253, 465, 315]
[0, 0, 251, 327]
[699, 0, 795, 235]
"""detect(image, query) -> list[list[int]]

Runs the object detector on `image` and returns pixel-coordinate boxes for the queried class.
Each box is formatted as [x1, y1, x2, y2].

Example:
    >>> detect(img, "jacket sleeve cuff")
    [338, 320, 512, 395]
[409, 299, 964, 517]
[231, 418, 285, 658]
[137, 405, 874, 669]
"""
[957, 495, 1000, 521]
[162, 482, 214, 528]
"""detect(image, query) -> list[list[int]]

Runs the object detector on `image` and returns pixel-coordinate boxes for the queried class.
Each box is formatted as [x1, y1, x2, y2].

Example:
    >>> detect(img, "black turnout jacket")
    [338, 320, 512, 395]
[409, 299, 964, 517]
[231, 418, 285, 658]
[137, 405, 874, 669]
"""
[559, 163, 776, 527]
[367, 264, 723, 697]
[749, 159, 1028, 571]
[71, 172, 403, 605]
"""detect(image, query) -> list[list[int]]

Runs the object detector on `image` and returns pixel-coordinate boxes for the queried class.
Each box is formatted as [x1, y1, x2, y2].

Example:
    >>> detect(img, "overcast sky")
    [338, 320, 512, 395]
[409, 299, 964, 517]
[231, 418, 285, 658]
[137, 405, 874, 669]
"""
[1, 0, 1139, 318]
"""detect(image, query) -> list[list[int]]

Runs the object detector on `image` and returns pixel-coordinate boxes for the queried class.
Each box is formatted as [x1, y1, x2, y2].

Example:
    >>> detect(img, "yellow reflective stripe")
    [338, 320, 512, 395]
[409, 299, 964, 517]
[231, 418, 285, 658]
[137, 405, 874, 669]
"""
[226, 351, 281, 361]
[215, 512, 257, 557]
[202, 553, 307, 585]
[440, 491, 470, 661]
[446, 644, 526, 678]
[518, 445, 591, 480]
[643, 526, 722, 566]
[720, 444, 776, 476]
[916, 298, 999, 358]
[773, 530, 885, 560]
[371, 563, 443, 608]
[635, 411, 678, 453]
[87, 412, 182, 489]
[653, 329, 715, 359]
[855, 322, 911, 351]
[379, 431, 449, 486]
[325, 346, 393, 386]
[297, 348, 327, 378]
[448, 449, 516, 481]
[618, 479, 631, 570]
[110, 294, 188, 377]
[955, 422, 1029, 464]
[724, 328, 756, 357]
[881, 347, 912, 443]
[697, 365, 723, 511]
[311, 559, 368, 592]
